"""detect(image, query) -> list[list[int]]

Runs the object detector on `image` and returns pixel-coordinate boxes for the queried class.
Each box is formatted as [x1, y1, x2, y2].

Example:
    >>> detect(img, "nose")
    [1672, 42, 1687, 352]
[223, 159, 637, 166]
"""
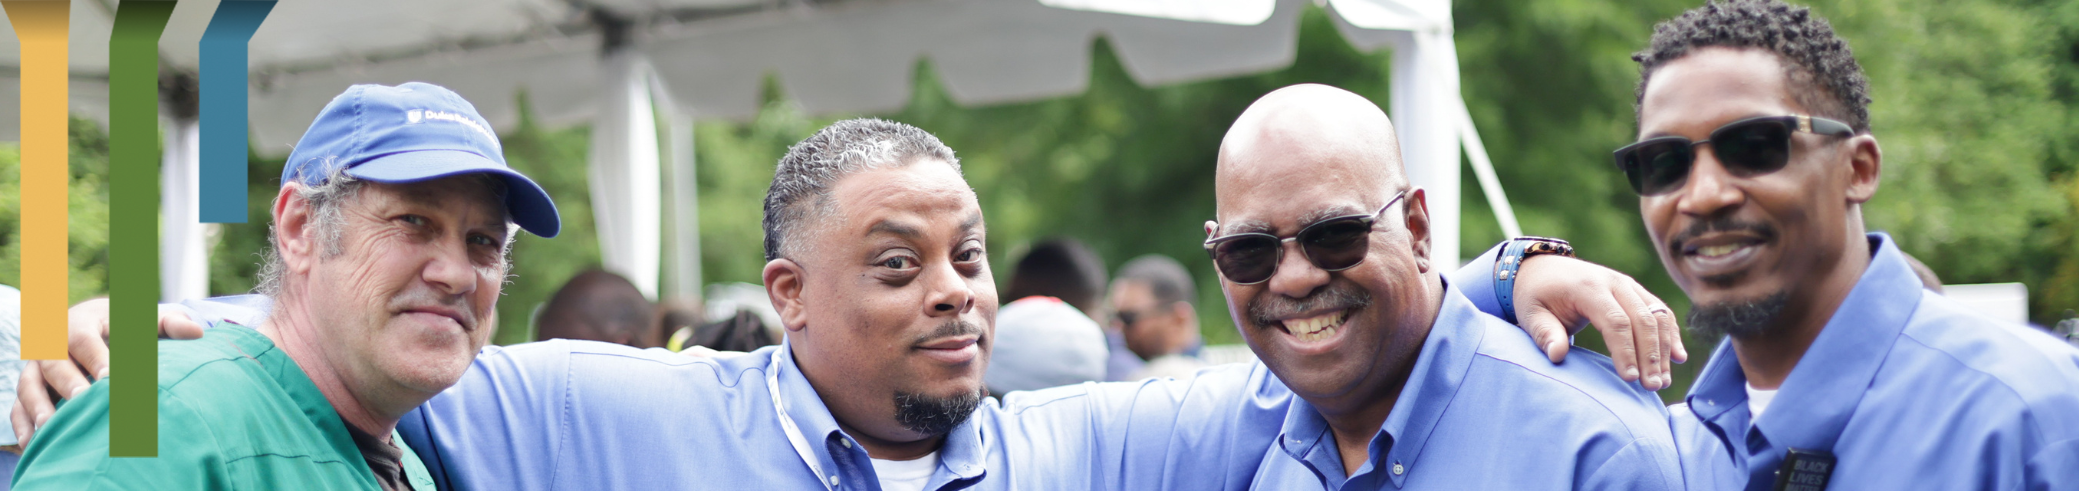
[1264, 240, 1328, 299]
[922, 260, 976, 317]
[1674, 145, 1746, 217]
[422, 239, 480, 298]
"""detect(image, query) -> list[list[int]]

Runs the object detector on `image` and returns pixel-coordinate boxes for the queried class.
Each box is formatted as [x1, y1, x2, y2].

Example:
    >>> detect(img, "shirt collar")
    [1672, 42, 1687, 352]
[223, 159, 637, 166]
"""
[1683, 232, 1921, 452]
[1275, 280, 1484, 487]
[770, 338, 988, 484]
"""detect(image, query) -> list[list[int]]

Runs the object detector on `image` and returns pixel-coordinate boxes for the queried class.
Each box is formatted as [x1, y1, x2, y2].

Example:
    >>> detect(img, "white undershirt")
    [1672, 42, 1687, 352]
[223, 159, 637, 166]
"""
[1747, 383, 1780, 419]
[871, 451, 940, 491]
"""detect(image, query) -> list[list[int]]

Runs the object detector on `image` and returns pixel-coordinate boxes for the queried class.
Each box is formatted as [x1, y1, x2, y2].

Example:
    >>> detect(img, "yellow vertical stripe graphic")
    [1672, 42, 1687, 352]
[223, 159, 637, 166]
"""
[4, 0, 70, 361]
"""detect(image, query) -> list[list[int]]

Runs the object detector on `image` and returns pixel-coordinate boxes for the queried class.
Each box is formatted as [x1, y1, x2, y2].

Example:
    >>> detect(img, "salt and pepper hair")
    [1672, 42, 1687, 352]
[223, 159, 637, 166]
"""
[256, 165, 513, 297]
[1633, 0, 1872, 132]
[762, 118, 961, 262]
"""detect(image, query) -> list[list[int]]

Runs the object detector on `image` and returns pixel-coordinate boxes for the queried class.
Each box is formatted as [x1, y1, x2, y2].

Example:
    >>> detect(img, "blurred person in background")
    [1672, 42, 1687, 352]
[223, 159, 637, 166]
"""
[535, 269, 658, 348]
[1002, 237, 1145, 381]
[1107, 255, 1208, 380]
[981, 296, 1108, 397]
[1002, 237, 1108, 318]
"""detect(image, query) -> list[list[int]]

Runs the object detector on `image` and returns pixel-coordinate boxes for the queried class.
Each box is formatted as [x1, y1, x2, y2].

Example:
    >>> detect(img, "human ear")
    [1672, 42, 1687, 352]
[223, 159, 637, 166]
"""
[763, 259, 811, 333]
[1843, 135, 1882, 204]
[273, 185, 320, 275]
[1401, 188, 1433, 273]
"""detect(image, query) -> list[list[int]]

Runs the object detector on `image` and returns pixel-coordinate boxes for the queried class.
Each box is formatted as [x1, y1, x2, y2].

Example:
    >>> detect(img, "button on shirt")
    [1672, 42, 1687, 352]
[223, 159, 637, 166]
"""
[396, 336, 1296, 490]
[1671, 233, 2079, 490]
[1249, 285, 1683, 490]
[13, 325, 437, 490]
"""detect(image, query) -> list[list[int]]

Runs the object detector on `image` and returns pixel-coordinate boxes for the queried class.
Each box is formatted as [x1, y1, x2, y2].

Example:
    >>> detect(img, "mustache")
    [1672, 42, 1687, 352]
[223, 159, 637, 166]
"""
[912, 318, 984, 345]
[1247, 280, 1373, 326]
[1667, 216, 1777, 255]
[389, 289, 477, 330]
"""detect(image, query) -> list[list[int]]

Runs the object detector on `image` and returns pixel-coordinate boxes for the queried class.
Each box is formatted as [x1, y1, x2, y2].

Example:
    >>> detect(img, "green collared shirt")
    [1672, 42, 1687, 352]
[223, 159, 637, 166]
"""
[14, 325, 436, 490]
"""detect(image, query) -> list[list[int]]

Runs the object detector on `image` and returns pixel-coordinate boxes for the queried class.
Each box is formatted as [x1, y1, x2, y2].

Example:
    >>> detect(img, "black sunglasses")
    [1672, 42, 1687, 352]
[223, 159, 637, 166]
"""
[1203, 190, 1406, 285]
[1612, 114, 1854, 196]
[1110, 309, 1152, 329]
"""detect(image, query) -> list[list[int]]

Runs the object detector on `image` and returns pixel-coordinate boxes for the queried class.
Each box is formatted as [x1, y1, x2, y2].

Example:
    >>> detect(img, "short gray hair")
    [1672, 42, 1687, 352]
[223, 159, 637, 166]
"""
[256, 166, 514, 297]
[763, 118, 960, 261]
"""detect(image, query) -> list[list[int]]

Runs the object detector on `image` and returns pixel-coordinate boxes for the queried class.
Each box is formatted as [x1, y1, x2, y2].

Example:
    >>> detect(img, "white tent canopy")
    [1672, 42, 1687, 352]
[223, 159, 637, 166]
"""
[0, 0, 1518, 302]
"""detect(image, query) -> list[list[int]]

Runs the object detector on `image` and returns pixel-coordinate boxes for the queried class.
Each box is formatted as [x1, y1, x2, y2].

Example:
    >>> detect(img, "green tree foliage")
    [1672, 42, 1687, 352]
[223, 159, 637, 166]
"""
[0, 141, 15, 287]
[0, 117, 115, 302]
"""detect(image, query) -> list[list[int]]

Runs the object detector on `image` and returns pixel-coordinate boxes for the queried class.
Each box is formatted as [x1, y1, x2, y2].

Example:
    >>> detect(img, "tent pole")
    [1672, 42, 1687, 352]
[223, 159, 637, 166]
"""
[588, 50, 664, 299]
[161, 113, 209, 302]
[1389, 25, 1462, 266]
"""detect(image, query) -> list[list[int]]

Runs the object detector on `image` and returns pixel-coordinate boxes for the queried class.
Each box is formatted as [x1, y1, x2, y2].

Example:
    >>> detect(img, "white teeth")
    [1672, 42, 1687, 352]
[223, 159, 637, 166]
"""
[1283, 310, 1348, 342]
[1696, 244, 1741, 257]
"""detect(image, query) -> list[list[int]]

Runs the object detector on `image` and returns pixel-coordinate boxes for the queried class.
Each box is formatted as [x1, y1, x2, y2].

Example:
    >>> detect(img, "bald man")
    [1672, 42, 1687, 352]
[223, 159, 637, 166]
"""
[1206, 85, 1680, 489]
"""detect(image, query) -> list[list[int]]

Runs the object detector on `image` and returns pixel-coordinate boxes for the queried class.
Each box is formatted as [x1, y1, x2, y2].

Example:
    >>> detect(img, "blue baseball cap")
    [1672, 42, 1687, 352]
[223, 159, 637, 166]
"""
[282, 82, 560, 237]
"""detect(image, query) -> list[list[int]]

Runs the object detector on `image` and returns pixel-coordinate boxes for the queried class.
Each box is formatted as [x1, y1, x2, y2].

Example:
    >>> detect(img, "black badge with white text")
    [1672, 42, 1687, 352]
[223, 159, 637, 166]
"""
[1771, 448, 1835, 491]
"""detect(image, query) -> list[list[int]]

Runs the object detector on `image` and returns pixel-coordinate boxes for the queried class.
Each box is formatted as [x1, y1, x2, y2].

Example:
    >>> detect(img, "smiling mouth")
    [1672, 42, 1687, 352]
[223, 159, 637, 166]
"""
[1278, 309, 1350, 343]
[1684, 239, 1764, 258]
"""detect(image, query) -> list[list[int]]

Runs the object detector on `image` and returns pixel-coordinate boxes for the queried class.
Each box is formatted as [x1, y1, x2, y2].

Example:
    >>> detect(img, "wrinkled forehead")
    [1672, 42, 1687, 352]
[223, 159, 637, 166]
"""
[1216, 141, 1390, 235]
[824, 162, 982, 239]
[362, 176, 514, 226]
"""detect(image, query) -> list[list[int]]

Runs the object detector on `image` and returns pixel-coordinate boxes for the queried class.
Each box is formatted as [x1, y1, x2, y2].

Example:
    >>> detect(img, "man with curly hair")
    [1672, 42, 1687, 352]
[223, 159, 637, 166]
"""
[1614, 0, 2079, 488]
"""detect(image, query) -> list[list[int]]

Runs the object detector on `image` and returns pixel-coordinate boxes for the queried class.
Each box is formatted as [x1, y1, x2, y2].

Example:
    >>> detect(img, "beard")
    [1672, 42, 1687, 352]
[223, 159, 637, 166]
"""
[892, 387, 984, 437]
[1687, 291, 1790, 342]
[891, 318, 987, 437]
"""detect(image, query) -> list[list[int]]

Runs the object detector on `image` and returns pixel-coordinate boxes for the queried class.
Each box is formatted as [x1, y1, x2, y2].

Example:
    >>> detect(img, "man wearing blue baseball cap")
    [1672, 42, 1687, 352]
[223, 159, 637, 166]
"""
[14, 82, 558, 491]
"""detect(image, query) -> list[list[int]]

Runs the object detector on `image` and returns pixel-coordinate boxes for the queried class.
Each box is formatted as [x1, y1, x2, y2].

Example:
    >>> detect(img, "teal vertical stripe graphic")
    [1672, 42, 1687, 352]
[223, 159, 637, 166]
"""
[109, 0, 177, 458]
[199, 0, 272, 223]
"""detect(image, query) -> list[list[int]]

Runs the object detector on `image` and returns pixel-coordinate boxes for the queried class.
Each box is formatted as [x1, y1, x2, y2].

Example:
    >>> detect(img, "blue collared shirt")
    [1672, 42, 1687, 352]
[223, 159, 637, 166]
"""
[1250, 285, 1682, 490]
[1670, 233, 2079, 490]
[390, 336, 1296, 490]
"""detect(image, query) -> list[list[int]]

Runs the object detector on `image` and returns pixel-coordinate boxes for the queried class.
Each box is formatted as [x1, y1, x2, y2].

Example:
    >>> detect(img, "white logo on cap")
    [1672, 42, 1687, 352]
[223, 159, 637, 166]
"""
[405, 108, 500, 150]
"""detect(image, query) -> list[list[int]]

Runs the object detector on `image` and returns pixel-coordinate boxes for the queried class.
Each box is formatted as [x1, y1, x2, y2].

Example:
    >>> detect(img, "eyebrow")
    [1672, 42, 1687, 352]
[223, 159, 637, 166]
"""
[389, 189, 511, 236]
[960, 212, 982, 233]
[1222, 206, 1364, 236]
[868, 220, 924, 240]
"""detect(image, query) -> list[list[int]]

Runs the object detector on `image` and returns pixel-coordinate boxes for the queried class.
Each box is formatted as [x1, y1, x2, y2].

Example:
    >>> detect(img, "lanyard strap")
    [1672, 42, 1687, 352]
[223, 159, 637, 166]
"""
[770, 347, 837, 491]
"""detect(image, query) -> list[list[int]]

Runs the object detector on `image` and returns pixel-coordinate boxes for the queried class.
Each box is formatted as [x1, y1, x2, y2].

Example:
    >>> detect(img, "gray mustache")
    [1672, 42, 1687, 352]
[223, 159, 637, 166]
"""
[1248, 281, 1373, 326]
[389, 290, 477, 330]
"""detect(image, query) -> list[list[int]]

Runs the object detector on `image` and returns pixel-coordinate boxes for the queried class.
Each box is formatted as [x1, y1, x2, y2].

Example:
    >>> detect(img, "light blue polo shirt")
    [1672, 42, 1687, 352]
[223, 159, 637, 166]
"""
[1249, 285, 1683, 490]
[1671, 233, 2079, 490]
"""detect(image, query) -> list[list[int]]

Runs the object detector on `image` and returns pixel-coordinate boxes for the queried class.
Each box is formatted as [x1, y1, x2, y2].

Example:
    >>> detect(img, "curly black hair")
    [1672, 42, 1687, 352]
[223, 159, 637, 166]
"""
[1633, 0, 1872, 132]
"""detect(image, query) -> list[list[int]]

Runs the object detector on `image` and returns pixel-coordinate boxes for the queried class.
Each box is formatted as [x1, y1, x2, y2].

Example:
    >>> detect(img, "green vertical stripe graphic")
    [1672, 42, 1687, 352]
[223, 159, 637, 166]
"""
[109, 0, 177, 458]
